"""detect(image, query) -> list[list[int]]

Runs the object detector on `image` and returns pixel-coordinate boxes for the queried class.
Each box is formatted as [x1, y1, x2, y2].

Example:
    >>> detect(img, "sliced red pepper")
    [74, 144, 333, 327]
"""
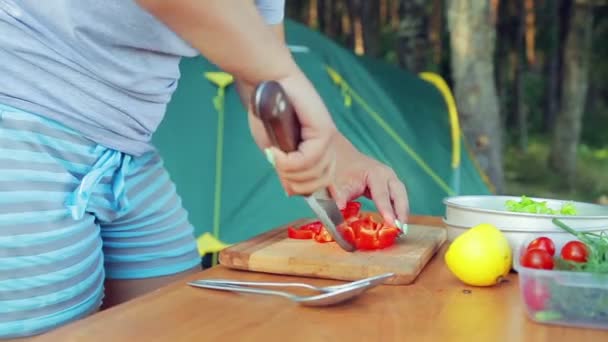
[355, 224, 380, 250]
[341, 201, 362, 219]
[314, 227, 334, 243]
[341, 225, 356, 245]
[299, 221, 323, 234]
[377, 226, 400, 248]
[287, 226, 314, 239]
[287, 208, 401, 251]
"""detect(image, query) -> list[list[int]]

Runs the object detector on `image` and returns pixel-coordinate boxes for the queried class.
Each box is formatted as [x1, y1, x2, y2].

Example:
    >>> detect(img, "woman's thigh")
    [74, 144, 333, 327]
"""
[0, 105, 105, 339]
[94, 151, 201, 308]
[0, 103, 201, 338]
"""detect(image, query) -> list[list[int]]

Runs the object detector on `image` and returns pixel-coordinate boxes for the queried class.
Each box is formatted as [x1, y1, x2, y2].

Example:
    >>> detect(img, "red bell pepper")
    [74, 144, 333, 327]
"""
[314, 227, 334, 243]
[286, 201, 402, 251]
[299, 221, 323, 235]
[341, 201, 362, 219]
[287, 226, 315, 239]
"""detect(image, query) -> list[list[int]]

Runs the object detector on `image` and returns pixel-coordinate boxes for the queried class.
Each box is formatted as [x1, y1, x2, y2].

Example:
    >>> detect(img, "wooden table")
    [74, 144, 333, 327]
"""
[27, 216, 608, 342]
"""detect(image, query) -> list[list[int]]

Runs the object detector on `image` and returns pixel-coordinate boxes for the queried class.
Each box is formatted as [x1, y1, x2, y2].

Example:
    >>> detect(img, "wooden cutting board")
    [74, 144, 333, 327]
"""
[219, 216, 447, 285]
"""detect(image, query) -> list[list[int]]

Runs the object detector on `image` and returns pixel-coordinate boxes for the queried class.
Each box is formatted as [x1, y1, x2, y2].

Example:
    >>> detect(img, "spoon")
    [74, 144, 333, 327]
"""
[187, 280, 373, 307]
[190, 272, 395, 293]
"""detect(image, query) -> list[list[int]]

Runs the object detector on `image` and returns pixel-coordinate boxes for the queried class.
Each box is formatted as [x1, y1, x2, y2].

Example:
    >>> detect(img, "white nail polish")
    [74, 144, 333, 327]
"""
[264, 148, 275, 167]
[395, 219, 408, 235]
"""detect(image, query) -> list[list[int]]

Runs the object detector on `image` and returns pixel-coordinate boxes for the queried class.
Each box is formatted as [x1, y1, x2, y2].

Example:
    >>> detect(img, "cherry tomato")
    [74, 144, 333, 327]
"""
[561, 240, 588, 263]
[527, 237, 555, 256]
[522, 279, 551, 311]
[520, 249, 554, 270]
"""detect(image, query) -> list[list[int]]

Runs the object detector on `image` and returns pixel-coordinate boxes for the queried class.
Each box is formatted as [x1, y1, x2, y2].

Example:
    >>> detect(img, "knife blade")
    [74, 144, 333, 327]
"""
[251, 80, 356, 252]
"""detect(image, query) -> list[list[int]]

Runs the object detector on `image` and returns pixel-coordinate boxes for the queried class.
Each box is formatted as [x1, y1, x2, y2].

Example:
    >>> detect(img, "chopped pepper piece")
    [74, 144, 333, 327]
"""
[286, 201, 402, 251]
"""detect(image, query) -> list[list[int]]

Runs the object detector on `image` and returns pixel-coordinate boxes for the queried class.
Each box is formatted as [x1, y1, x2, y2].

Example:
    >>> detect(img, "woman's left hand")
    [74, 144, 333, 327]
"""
[330, 135, 409, 227]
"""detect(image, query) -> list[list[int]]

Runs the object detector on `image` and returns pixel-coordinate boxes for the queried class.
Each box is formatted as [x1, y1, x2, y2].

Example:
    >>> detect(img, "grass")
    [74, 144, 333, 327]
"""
[504, 138, 608, 204]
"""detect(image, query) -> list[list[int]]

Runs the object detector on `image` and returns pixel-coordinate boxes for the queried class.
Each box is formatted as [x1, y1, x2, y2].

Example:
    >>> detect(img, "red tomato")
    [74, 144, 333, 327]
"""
[527, 237, 555, 256]
[561, 241, 588, 263]
[520, 249, 554, 270]
[287, 227, 314, 239]
[522, 279, 551, 311]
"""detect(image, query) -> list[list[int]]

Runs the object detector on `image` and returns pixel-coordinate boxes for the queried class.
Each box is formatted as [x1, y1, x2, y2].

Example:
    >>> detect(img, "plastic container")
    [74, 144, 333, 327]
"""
[513, 235, 608, 330]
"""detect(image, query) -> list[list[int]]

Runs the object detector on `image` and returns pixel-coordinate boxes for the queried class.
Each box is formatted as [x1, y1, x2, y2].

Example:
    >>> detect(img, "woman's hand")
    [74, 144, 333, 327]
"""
[248, 69, 339, 196]
[247, 71, 408, 226]
[331, 135, 410, 226]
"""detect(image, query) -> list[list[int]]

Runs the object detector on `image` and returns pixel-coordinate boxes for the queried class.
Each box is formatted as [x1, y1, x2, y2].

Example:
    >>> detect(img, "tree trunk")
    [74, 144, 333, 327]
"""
[345, 0, 361, 52]
[360, 0, 381, 57]
[395, 0, 429, 72]
[429, 0, 443, 66]
[316, 0, 341, 39]
[514, 0, 528, 151]
[317, 0, 326, 32]
[447, 0, 505, 193]
[286, 0, 310, 24]
[548, 2, 593, 187]
[543, 0, 562, 131]
[495, 0, 514, 134]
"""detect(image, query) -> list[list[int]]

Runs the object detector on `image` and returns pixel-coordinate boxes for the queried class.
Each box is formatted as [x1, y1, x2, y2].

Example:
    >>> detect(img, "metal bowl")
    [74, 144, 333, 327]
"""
[442, 195, 608, 250]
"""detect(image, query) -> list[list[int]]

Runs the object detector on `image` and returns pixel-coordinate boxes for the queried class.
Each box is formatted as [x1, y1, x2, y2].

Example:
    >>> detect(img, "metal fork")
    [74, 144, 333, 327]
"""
[187, 280, 374, 307]
[188, 272, 395, 293]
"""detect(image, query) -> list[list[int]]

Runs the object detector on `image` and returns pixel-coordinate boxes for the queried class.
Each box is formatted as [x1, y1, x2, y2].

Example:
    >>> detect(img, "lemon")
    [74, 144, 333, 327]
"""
[445, 223, 512, 286]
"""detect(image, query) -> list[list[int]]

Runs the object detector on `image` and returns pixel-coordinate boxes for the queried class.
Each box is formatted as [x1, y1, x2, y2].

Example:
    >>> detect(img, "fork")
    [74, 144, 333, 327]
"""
[189, 272, 395, 293]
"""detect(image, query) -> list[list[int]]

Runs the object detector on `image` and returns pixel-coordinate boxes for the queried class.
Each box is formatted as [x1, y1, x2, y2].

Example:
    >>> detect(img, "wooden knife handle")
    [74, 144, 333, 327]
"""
[251, 81, 302, 153]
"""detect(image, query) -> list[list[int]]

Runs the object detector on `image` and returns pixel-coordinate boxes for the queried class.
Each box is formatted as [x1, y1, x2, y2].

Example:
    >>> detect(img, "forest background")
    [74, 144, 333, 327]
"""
[285, 0, 608, 204]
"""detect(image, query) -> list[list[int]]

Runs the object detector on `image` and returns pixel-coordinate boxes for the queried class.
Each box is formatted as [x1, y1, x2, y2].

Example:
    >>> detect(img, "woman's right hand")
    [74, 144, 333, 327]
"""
[248, 69, 340, 196]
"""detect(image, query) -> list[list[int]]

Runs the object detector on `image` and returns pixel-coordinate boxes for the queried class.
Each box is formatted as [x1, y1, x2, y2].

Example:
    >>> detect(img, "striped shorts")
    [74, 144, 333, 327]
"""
[0, 104, 200, 338]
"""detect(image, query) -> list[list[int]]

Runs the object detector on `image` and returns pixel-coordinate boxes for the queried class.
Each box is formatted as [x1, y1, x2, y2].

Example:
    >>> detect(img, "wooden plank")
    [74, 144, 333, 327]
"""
[219, 219, 447, 285]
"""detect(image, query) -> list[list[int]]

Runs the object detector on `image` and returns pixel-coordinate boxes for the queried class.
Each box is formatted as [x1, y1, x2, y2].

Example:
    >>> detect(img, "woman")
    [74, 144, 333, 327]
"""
[0, 0, 409, 338]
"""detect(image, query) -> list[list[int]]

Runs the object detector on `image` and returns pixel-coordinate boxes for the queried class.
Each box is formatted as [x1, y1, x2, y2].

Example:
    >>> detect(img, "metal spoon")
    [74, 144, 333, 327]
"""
[190, 272, 395, 293]
[187, 280, 373, 307]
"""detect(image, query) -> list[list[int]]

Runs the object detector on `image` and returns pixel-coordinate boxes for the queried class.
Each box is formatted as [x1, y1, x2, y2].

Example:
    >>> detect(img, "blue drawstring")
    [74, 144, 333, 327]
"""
[66, 149, 131, 220]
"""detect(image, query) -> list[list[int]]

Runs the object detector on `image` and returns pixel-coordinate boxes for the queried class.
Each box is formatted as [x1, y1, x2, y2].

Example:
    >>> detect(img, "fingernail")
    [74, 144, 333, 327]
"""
[264, 148, 275, 167]
[394, 219, 408, 235]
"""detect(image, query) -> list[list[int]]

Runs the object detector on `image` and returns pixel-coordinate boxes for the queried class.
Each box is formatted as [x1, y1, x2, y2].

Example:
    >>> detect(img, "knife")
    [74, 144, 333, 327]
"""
[251, 80, 356, 252]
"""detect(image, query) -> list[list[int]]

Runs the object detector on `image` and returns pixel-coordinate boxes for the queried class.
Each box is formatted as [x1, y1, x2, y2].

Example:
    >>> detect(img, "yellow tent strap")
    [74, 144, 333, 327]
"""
[325, 66, 455, 196]
[204, 72, 234, 264]
[418, 72, 461, 169]
[418, 72, 496, 193]
[462, 137, 496, 194]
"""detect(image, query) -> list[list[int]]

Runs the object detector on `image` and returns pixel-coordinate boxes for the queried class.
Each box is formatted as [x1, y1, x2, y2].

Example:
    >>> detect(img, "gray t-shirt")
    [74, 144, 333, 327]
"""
[0, 0, 285, 156]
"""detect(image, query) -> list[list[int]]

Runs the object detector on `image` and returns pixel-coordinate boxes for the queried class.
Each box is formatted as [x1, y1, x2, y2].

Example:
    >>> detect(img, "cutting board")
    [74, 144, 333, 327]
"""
[219, 216, 447, 285]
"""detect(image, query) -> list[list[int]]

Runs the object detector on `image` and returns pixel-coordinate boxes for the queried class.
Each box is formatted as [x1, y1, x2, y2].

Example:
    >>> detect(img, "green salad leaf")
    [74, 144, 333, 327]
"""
[505, 195, 578, 215]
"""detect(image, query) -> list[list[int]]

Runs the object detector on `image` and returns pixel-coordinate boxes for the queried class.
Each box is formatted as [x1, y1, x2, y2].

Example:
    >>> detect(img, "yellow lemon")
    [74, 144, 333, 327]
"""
[445, 223, 512, 286]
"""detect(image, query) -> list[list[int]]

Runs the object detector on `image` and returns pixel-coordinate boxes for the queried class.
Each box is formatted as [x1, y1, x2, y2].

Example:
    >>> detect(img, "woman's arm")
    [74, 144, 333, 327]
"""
[135, 0, 296, 84]
[235, 22, 285, 110]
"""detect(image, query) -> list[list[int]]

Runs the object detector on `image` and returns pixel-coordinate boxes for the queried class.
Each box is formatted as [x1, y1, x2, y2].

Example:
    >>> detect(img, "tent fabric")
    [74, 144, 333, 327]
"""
[151, 20, 492, 256]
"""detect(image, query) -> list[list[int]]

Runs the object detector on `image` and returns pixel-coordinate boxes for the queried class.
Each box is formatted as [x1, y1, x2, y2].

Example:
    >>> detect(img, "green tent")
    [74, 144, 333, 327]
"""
[151, 20, 492, 256]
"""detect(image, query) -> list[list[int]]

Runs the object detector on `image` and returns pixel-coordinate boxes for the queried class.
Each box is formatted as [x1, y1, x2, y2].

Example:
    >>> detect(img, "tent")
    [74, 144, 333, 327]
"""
[151, 20, 492, 260]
